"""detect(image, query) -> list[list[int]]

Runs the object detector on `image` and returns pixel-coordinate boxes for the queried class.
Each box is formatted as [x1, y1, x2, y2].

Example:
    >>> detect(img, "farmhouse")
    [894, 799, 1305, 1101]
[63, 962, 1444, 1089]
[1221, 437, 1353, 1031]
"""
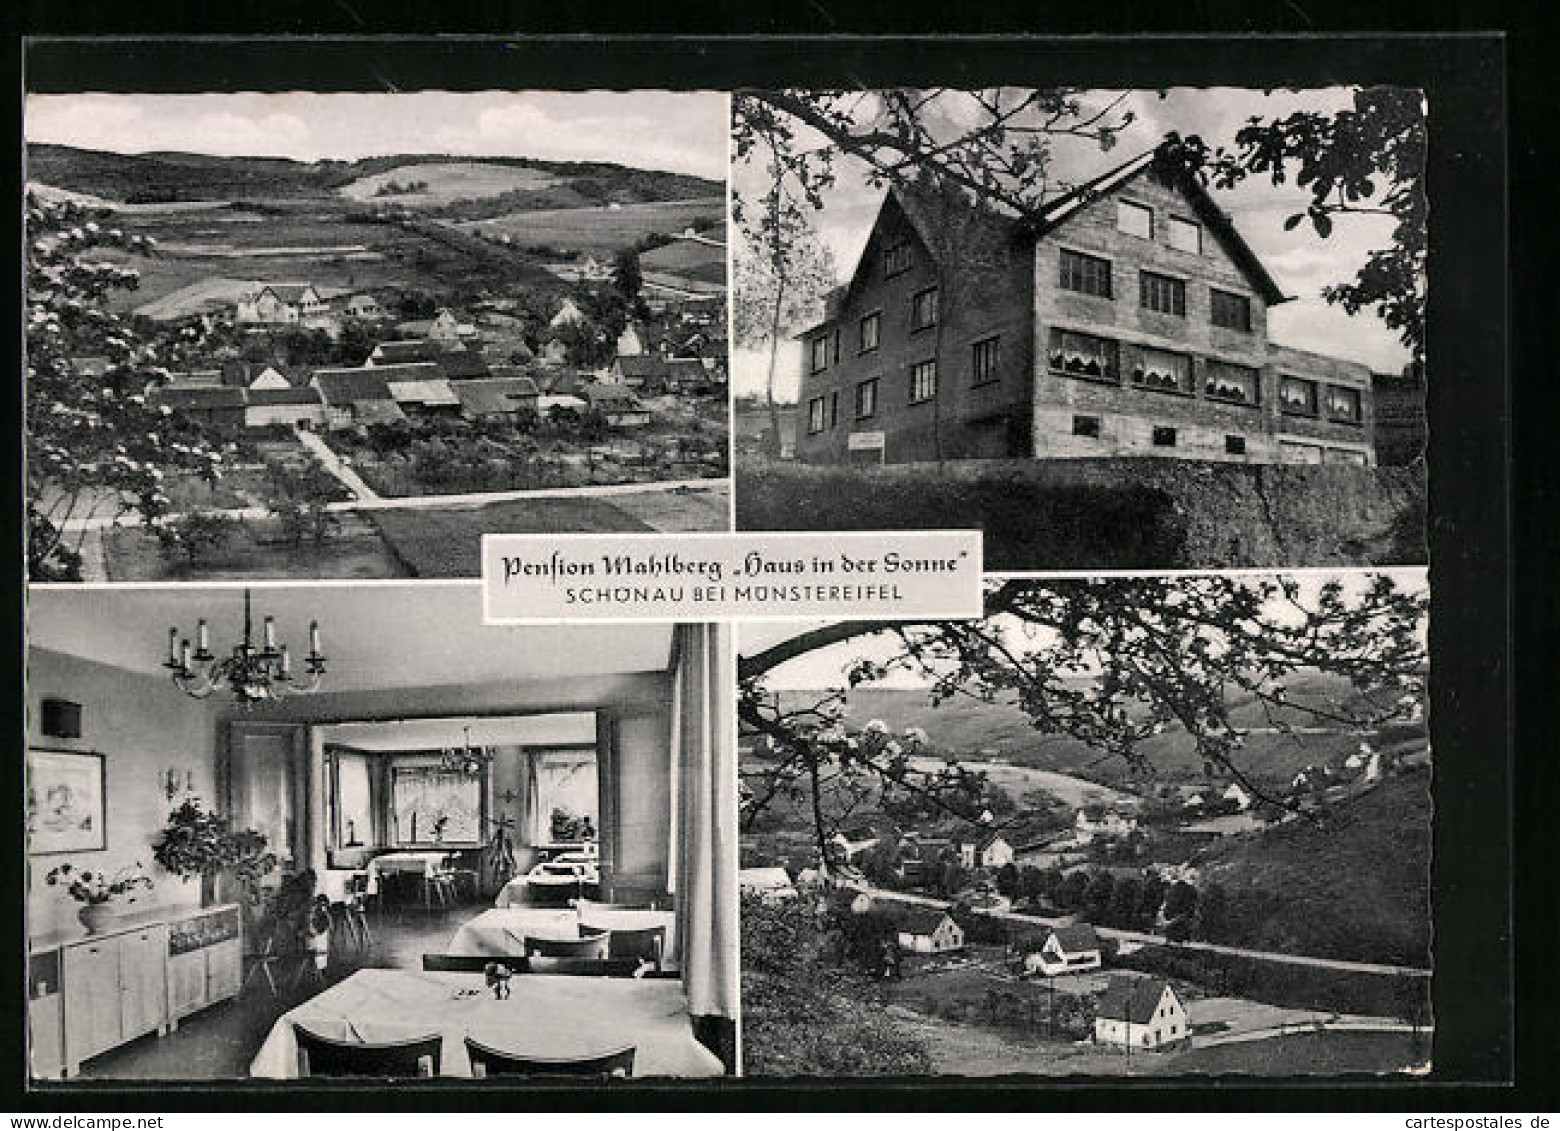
[959, 832, 1015, 870]
[612, 355, 672, 391]
[549, 298, 588, 329]
[893, 908, 965, 955]
[338, 292, 387, 321]
[311, 368, 401, 429]
[236, 283, 330, 327]
[1025, 923, 1103, 977]
[1093, 978, 1188, 1050]
[244, 386, 326, 430]
[386, 377, 462, 418]
[794, 151, 1376, 467]
[452, 376, 542, 423]
[395, 308, 470, 345]
[1075, 808, 1138, 844]
[585, 386, 652, 429]
[146, 385, 246, 429]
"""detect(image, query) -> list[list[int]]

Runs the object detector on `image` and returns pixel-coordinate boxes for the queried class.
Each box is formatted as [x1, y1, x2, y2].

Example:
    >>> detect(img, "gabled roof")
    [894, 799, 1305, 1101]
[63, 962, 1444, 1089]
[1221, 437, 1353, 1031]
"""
[1096, 978, 1177, 1024]
[584, 387, 646, 411]
[313, 368, 393, 404]
[1046, 923, 1100, 953]
[247, 386, 324, 407]
[373, 339, 446, 365]
[352, 400, 407, 425]
[452, 377, 541, 415]
[254, 283, 318, 304]
[387, 378, 459, 407]
[148, 385, 246, 410]
[895, 907, 956, 936]
[615, 356, 671, 377]
[435, 351, 492, 381]
[1031, 150, 1288, 306]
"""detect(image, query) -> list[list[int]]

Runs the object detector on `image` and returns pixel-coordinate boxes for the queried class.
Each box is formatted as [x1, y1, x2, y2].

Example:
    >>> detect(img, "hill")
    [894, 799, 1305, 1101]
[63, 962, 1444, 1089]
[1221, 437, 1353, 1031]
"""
[1192, 767, 1433, 964]
[769, 673, 1420, 793]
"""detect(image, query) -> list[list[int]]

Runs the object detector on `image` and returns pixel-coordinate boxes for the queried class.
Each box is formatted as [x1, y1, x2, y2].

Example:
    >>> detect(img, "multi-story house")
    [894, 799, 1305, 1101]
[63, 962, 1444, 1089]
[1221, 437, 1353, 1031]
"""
[235, 283, 331, 328]
[794, 151, 1376, 467]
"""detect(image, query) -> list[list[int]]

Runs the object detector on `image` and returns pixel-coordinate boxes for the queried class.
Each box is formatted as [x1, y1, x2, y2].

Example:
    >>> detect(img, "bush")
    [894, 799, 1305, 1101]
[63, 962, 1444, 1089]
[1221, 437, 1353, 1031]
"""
[154, 510, 238, 565]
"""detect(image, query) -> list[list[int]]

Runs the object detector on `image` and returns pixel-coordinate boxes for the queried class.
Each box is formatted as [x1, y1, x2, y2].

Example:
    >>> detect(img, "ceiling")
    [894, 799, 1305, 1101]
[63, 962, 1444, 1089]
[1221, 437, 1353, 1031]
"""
[28, 583, 677, 693]
[322, 713, 597, 751]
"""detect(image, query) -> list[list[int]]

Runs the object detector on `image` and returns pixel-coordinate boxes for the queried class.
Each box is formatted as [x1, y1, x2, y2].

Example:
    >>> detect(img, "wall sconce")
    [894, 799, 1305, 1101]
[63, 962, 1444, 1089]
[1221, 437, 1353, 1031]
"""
[162, 768, 194, 801]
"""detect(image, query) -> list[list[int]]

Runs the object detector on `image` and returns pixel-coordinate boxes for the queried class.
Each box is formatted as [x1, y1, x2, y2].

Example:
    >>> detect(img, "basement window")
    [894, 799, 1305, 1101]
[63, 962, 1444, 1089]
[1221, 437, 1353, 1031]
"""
[1225, 435, 1247, 455]
[1152, 426, 1177, 448]
[1073, 415, 1101, 439]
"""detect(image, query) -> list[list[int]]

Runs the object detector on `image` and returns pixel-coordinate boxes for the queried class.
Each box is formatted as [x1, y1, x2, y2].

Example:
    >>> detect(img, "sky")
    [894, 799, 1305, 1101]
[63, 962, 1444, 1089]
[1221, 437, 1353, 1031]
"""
[732, 86, 1422, 399]
[24, 91, 730, 182]
[741, 568, 1429, 692]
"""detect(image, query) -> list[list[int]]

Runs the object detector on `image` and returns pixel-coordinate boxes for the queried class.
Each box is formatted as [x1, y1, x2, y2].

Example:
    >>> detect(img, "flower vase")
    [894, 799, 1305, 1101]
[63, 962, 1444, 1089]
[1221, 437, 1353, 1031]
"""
[78, 903, 116, 933]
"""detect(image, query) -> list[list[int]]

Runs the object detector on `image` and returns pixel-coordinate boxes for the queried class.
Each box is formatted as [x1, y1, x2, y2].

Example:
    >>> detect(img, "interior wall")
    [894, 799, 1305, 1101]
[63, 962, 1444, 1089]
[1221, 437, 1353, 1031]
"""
[613, 709, 675, 905]
[26, 648, 222, 939]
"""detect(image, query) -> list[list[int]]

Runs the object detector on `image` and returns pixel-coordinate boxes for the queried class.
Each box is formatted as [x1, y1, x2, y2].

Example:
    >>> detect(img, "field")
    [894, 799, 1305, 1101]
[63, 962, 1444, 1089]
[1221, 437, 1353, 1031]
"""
[336, 162, 563, 205]
[641, 237, 727, 285]
[1146, 1030, 1426, 1076]
[457, 197, 725, 254]
[101, 515, 406, 581]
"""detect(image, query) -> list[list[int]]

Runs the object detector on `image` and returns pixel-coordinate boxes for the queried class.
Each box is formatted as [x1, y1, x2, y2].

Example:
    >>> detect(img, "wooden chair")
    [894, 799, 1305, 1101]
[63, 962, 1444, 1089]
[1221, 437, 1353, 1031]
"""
[594, 924, 665, 971]
[524, 931, 609, 960]
[294, 1025, 443, 1078]
[464, 1038, 635, 1079]
[331, 873, 374, 953]
[440, 853, 481, 903]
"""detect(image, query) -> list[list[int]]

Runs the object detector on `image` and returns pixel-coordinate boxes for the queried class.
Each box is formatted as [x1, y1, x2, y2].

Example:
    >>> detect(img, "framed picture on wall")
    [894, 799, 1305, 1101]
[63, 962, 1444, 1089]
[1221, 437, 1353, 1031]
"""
[27, 749, 106, 854]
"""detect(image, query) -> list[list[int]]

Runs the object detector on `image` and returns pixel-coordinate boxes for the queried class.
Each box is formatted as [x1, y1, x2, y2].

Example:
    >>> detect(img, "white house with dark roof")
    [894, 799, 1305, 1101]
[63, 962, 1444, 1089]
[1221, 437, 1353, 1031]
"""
[959, 832, 1015, 870]
[894, 908, 965, 955]
[236, 283, 329, 327]
[1024, 923, 1103, 977]
[1094, 978, 1188, 1049]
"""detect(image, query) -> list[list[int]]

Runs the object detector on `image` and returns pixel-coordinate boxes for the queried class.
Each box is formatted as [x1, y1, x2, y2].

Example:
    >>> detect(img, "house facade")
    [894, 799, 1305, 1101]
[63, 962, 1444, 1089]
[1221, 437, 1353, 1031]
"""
[895, 909, 965, 955]
[236, 284, 330, 327]
[795, 154, 1376, 467]
[1094, 979, 1189, 1050]
[959, 833, 1015, 870]
[1025, 923, 1103, 977]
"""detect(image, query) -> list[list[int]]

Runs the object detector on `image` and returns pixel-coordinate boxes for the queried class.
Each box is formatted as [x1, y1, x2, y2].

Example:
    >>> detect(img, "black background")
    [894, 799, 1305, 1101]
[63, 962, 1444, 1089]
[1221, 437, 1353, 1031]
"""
[3, 13, 1552, 1113]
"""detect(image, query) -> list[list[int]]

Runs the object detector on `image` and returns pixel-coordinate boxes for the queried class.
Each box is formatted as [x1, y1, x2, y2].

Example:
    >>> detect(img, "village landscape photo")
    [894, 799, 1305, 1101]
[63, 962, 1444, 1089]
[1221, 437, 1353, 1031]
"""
[26, 90, 731, 582]
[737, 572, 1431, 1076]
[732, 87, 1428, 570]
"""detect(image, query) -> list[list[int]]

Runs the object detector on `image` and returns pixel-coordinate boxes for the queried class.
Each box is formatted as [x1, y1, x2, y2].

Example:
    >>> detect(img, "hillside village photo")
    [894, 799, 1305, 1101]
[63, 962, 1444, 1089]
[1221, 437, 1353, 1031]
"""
[737, 572, 1432, 1077]
[731, 87, 1427, 570]
[26, 91, 731, 582]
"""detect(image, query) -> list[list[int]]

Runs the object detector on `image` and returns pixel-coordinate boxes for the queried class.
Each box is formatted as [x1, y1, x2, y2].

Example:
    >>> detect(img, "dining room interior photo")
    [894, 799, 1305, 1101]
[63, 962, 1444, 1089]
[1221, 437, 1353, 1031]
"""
[24, 583, 738, 1083]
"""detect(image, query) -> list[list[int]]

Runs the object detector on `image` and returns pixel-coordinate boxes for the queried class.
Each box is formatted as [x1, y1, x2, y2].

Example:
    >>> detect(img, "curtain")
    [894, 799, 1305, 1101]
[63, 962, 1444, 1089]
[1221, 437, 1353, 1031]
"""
[522, 749, 541, 845]
[671, 623, 739, 1021]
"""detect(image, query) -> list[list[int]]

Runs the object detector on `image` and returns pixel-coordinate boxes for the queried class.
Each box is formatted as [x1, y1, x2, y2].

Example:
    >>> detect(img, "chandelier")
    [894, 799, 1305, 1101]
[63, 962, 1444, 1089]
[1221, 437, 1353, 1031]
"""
[164, 588, 326, 702]
[440, 725, 495, 776]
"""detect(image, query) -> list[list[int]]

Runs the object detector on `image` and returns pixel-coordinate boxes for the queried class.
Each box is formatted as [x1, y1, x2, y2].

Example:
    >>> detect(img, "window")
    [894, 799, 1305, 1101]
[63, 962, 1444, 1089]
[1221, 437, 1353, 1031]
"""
[1117, 200, 1153, 239]
[1168, 216, 1202, 253]
[528, 750, 599, 844]
[1326, 385, 1363, 423]
[1225, 434, 1247, 455]
[855, 378, 877, 419]
[1211, 289, 1252, 331]
[1152, 426, 1177, 447]
[1048, 328, 1120, 383]
[1205, 359, 1260, 405]
[972, 336, 1001, 385]
[883, 240, 913, 277]
[911, 287, 939, 331]
[1059, 249, 1113, 298]
[859, 312, 881, 353]
[390, 764, 483, 845]
[1132, 347, 1192, 394]
[909, 359, 937, 404]
[1073, 415, 1101, 438]
[807, 396, 826, 434]
[829, 391, 840, 428]
[1140, 271, 1186, 316]
[1279, 376, 1320, 416]
[1325, 447, 1369, 465]
[810, 334, 830, 373]
[333, 750, 374, 849]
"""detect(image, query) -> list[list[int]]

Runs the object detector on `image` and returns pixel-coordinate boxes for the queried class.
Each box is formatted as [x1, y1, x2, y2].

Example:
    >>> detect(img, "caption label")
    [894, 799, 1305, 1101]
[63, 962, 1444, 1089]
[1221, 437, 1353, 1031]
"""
[482, 531, 983, 622]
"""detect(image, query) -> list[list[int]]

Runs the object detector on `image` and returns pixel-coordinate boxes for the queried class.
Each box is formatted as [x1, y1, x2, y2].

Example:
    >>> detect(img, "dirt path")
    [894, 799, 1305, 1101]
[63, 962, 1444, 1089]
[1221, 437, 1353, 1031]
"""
[294, 427, 381, 502]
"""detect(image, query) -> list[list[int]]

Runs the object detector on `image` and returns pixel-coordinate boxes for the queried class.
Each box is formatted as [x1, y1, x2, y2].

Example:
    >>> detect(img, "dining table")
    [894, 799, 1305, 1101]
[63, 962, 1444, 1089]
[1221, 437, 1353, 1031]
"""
[450, 905, 680, 963]
[364, 851, 450, 906]
[247, 967, 724, 1079]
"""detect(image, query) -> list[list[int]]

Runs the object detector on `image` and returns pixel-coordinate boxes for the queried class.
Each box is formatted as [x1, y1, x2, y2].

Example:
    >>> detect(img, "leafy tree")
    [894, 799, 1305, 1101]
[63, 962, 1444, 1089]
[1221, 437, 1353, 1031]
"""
[611, 248, 643, 302]
[26, 194, 226, 578]
[1195, 881, 1230, 942]
[154, 509, 238, 568]
[265, 460, 341, 551]
[1056, 869, 1090, 910]
[994, 861, 1020, 898]
[1083, 870, 1116, 920]
[1108, 874, 1142, 928]
[1161, 87, 1427, 361]
[1163, 880, 1200, 927]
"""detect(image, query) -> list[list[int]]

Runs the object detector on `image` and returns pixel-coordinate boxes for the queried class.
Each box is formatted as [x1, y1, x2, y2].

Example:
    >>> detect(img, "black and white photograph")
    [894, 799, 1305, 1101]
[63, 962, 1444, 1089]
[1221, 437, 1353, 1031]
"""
[25, 585, 738, 1080]
[737, 572, 1430, 1076]
[732, 88, 1427, 571]
[25, 89, 732, 583]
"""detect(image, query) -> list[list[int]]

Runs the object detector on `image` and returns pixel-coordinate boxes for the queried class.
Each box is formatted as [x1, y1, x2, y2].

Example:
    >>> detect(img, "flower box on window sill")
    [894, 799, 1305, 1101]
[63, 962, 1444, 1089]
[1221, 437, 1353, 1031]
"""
[1050, 364, 1120, 386]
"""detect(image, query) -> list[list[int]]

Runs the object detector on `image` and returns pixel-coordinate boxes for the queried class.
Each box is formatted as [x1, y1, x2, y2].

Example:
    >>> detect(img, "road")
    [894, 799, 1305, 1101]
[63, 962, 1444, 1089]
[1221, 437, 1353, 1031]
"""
[838, 880, 1432, 979]
[56, 476, 732, 530]
[292, 427, 381, 501]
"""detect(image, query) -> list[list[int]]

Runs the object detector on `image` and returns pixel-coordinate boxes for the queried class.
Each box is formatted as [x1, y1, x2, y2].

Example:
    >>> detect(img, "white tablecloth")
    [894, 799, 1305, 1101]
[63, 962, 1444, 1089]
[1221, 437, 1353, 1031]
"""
[448, 908, 581, 955]
[495, 875, 599, 908]
[364, 852, 447, 896]
[248, 968, 722, 1078]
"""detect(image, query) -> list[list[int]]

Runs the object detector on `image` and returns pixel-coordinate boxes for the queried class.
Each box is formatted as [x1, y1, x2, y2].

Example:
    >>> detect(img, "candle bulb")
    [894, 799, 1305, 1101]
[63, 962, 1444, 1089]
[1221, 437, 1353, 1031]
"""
[197, 619, 209, 653]
[179, 639, 191, 670]
[309, 620, 321, 656]
[279, 645, 291, 676]
[263, 615, 276, 650]
[167, 627, 178, 664]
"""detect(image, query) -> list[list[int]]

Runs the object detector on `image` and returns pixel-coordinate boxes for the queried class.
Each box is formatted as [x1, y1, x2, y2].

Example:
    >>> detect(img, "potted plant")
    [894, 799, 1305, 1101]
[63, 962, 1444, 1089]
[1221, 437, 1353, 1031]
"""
[153, 798, 276, 907]
[45, 862, 154, 932]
